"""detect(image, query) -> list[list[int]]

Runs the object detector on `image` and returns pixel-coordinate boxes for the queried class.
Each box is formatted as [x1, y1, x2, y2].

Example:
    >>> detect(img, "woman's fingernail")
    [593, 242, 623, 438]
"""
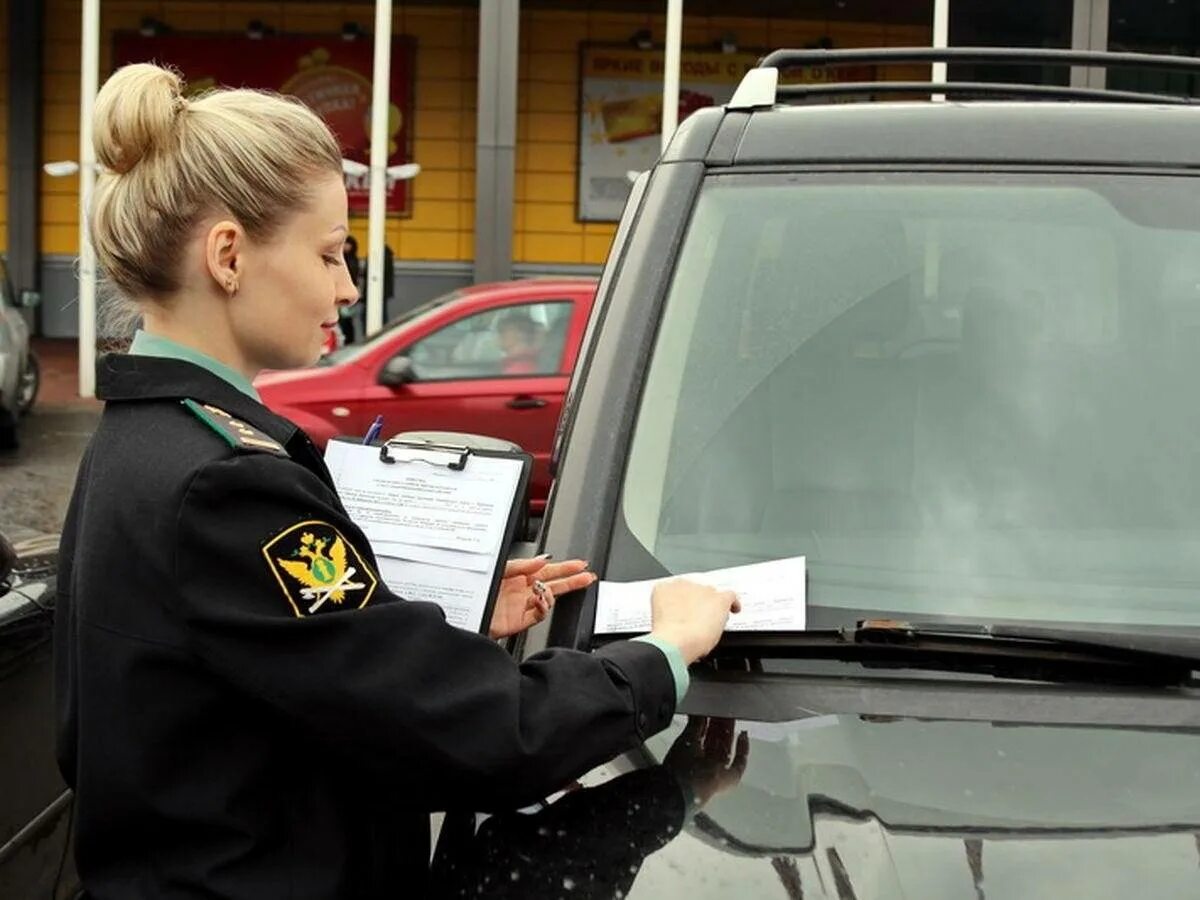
[534, 553, 552, 560]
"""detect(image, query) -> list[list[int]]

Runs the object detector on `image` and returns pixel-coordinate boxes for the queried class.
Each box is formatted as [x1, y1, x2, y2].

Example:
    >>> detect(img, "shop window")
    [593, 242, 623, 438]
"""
[1109, 0, 1200, 98]
[949, 0, 1074, 86]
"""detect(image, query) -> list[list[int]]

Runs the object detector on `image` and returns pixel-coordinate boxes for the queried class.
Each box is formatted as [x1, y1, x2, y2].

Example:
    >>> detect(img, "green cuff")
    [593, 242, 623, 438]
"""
[631, 635, 690, 704]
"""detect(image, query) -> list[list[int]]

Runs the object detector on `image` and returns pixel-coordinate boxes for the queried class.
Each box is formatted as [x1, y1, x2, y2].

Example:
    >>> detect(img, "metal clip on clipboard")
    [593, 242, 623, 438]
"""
[378, 437, 472, 471]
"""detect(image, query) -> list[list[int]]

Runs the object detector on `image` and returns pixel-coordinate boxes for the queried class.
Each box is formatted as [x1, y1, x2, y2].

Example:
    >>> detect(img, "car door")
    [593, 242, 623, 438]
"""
[368, 295, 586, 510]
[0, 261, 25, 415]
[0, 542, 76, 897]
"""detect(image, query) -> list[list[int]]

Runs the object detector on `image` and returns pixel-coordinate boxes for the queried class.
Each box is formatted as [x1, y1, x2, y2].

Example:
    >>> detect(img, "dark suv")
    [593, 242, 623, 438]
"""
[433, 49, 1200, 897]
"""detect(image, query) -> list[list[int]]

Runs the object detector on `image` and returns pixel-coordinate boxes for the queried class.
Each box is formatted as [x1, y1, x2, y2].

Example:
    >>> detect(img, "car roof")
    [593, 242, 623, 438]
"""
[457, 277, 598, 302]
[665, 101, 1200, 170]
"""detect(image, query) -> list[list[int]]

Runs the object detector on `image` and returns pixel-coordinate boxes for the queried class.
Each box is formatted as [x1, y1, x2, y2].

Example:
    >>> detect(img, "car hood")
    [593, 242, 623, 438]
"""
[436, 710, 1200, 898]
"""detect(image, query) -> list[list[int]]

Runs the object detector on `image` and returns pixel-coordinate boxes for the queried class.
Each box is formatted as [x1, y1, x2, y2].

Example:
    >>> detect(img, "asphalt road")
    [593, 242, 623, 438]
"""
[0, 408, 100, 543]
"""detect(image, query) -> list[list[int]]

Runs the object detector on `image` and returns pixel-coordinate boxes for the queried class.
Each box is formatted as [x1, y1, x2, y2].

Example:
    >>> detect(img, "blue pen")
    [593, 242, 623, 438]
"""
[363, 414, 384, 445]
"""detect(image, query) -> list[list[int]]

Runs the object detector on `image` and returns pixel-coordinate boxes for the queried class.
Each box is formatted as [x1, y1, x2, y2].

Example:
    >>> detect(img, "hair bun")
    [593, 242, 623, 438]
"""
[94, 63, 184, 175]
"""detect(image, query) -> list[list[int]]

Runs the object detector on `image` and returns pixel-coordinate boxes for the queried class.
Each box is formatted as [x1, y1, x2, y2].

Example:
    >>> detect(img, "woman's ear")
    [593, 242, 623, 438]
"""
[205, 220, 245, 296]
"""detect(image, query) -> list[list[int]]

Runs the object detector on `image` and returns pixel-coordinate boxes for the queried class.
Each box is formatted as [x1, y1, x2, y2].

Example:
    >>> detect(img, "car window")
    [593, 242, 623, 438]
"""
[405, 300, 574, 381]
[321, 290, 465, 365]
[612, 172, 1200, 631]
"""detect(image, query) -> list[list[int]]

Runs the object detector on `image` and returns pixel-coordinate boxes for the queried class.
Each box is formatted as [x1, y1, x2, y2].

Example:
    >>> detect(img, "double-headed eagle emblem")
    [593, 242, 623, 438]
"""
[262, 522, 378, 617]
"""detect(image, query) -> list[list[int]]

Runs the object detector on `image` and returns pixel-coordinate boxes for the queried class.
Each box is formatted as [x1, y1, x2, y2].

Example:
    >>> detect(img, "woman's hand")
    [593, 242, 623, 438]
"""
[488, 557, 597, 640]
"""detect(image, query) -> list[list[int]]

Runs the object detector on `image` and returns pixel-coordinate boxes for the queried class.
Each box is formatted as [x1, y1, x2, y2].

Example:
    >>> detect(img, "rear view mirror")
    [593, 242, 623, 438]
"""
[19, 290, 40, 309]
[379, 355, 416, 387]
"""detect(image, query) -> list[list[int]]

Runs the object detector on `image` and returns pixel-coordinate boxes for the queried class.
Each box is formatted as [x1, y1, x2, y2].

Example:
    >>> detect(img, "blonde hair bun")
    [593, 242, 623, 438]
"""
[94, 63, 184, 175]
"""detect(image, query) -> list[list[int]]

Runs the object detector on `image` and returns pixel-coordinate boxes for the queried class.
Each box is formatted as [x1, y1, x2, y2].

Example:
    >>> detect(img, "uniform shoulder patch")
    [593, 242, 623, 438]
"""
[262, 521, 379, 617]
[182, 399, 288, 457]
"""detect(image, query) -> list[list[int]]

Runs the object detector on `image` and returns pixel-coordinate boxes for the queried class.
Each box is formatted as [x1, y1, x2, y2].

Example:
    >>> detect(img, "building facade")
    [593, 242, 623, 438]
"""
[0, 0, 1195, 337]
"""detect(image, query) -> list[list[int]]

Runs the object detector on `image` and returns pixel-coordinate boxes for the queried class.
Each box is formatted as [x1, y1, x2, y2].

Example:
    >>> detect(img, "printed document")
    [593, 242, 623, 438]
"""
[324, 439, 527, 633]
[324, 440, 522, 556]
[377, 557, 493, 632]
[595, 556, 806, 634]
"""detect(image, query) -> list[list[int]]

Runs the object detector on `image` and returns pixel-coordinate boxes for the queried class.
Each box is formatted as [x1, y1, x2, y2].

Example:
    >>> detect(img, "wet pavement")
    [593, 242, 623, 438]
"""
[0, 340, 101, 543]
[0, 408, 99, 542]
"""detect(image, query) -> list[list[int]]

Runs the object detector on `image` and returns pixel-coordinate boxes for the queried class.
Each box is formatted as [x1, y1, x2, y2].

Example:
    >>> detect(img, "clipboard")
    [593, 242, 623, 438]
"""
[324, 434, 533, 635]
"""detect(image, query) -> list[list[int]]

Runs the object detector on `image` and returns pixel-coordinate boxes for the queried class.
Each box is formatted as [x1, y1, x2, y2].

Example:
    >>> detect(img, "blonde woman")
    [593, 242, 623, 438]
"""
[54, 64, 738, 899]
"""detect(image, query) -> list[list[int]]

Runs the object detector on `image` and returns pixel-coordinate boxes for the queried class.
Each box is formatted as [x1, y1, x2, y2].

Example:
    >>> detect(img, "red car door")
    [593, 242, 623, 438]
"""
[355, 290, 591, 511]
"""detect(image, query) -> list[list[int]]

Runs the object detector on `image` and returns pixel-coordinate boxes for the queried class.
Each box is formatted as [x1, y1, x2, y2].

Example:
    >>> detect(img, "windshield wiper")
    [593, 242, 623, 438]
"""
[708, 620, 1200, 686]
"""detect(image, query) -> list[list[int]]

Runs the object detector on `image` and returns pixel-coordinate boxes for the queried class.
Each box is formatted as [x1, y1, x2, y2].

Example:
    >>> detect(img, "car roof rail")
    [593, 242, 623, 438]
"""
[727, 47, 1200, 110]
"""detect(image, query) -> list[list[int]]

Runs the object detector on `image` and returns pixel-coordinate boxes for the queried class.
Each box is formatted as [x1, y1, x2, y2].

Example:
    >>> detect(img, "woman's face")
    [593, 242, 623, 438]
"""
[232, 174, 358, 372]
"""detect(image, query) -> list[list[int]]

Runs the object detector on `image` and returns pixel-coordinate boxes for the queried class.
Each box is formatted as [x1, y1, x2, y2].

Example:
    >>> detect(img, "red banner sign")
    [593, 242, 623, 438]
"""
[113, 33, 415, 216]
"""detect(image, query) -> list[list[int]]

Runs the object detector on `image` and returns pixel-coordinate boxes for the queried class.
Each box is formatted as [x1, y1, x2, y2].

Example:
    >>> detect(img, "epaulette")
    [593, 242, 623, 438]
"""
[182, 399, 288, 457]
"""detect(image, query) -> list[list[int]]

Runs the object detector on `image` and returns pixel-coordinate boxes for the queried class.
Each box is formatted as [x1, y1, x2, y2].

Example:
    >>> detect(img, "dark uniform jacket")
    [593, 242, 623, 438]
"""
[54, 354, 676, 900]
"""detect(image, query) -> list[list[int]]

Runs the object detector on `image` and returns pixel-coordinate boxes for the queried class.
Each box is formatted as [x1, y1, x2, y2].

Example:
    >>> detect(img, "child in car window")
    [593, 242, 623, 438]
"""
[497, 311, 544, 375]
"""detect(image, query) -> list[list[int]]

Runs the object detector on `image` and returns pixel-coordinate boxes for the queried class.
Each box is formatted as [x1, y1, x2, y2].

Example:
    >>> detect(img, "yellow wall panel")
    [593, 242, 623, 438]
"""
[219, 5, 282, 31]
[281, 10, 346, 33]
[148, 3, 223, 32]
[583, 233, 615, 265]
[412, 138, 462, 171]
[521, 173, 574, 204]
[524, 232, 584, 265]
[526, 81, 577, 113]
[416, 169, 463, 201]
[46, 41, 83, 74]
[458, 170, 476, 201]
[419, 79, 467, 110]
[526, 51, 577, 84]
[401, 11, 469, 50]
[416, 49, 464, 81]
[406, 198, 461, 231]
[42, 223, 78, 256]
[526, 111, 575, 143]
[104, 7, 161, 31]
[524, 202, 576, 233]
[416, 109, 464, 141]
[43, 132, 80, 162]
[402, 231, 460, 261]
[41, 192, 80, 225]
[525, 141, 576, 174]
[40, 172, 78, 197]
[45, 73, 80, 104]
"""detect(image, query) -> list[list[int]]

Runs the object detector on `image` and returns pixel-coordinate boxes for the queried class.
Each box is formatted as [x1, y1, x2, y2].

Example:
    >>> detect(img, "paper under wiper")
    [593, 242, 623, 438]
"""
[595, 556, 806, 635]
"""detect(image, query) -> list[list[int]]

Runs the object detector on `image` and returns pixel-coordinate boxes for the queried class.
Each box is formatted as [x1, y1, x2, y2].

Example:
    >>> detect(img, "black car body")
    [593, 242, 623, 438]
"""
[431, 50, 1200, 898]
[0, 530, 73, 898]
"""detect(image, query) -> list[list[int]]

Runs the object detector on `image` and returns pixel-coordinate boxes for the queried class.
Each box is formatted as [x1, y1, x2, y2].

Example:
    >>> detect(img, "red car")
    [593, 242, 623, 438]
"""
[255, 278, 597, 512]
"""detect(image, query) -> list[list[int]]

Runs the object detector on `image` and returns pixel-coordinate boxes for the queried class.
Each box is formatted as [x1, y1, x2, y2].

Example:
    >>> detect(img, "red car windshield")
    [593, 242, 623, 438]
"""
[321, 290, 464, 365]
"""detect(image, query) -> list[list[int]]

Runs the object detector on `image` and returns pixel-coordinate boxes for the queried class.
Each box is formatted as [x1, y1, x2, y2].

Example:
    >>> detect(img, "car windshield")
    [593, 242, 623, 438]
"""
[612, 172, 1200, 632]
[321, 290, 464, 364]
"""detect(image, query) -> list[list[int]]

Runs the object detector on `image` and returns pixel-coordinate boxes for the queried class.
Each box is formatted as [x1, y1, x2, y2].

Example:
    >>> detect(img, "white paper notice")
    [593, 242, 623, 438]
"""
[371, 541, 493, 573]
[377, 557, 494, 632]
[595, 556, 807, 635]
[324, 440, 522, 556]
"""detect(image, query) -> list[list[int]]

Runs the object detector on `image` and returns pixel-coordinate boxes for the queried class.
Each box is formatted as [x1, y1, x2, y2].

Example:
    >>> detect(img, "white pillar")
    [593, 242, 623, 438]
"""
[1071, 0, 1109, 88]
[365, 0, 393, 336]
[661, 0, 683, 154]
[78, 0, 99, 397]
[932, 0, 949, 102]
